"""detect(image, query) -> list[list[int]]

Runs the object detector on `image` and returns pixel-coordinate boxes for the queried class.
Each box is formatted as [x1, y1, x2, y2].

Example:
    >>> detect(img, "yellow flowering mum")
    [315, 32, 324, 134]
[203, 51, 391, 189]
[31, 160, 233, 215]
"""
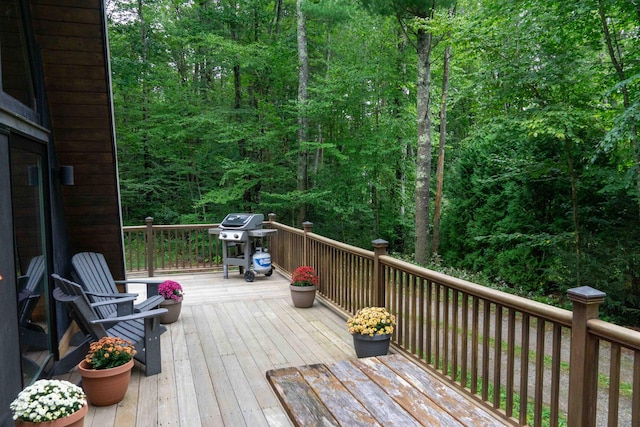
[347, 307, 396, 337]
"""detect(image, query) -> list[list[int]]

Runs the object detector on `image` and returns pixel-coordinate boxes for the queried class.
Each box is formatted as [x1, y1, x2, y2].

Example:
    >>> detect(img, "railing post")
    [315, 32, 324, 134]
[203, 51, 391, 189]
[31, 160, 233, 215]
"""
[302, 221, 313, 266]
[372, 239, 388, 307]
[269, 212, 276, 222]
[567, 286, 606, 427]
[145, 216, 154, 277]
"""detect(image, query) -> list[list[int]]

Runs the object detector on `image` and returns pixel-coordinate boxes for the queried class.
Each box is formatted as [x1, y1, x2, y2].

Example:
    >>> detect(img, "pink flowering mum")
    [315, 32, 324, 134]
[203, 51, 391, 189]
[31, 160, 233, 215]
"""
[158, 280, 184, 301]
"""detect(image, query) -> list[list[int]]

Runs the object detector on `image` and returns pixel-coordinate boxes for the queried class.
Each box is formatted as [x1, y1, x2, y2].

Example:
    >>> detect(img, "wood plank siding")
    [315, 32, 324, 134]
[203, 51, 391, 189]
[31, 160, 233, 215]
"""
[30, 0, 125, 276]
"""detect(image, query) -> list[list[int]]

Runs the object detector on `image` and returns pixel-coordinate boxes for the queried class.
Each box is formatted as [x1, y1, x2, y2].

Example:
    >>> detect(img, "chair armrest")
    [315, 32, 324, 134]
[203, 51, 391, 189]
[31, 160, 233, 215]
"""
[90, 308, 168, 323]
[18, 289, 39, 303]
[115, 279, 163, 297]
[89, 296, 138, 307]
[114, 279, 164, 285]
[85, 290, 138, 299]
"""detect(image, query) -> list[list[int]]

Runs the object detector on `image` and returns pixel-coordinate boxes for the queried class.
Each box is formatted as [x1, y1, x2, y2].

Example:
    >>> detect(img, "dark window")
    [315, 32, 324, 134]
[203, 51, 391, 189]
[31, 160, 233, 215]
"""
[10, 135, 53, 385]
[0, 0, 36, 109]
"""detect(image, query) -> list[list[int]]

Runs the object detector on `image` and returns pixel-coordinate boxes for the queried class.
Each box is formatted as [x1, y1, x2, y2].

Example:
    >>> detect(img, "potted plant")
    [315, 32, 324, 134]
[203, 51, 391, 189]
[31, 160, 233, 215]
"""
[158, 280, 184, 323]
[10, 379, 87, 427]
[289, 266, 318, 308]
[77, 336, 137, 406]
[346, 307, 396, 358]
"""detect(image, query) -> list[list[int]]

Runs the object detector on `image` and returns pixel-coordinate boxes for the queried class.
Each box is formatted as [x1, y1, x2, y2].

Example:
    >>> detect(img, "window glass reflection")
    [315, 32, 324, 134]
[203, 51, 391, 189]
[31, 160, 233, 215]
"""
[11, 143, 51, 384]
[0, 0, 35, 108]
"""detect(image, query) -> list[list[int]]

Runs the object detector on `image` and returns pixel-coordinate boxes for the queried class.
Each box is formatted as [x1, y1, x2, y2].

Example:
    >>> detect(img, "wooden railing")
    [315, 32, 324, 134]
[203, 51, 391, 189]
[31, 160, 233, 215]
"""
[124, 216, 640, 427]
[122, 217, 222, 275]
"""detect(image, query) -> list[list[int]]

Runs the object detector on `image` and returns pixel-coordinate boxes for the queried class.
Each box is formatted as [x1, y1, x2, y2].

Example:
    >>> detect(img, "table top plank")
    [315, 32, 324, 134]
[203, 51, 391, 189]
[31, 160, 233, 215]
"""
[267, 367, 339, 427]
[298, 364, 381, 427]
[380, 354, 509, 426]
[355, 357, 464, 427]
[328, 359, 422, 427]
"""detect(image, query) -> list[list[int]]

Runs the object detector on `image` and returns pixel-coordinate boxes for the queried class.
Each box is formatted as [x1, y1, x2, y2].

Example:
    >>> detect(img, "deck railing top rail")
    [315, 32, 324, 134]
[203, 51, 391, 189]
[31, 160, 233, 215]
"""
[380, 254, 574, 327]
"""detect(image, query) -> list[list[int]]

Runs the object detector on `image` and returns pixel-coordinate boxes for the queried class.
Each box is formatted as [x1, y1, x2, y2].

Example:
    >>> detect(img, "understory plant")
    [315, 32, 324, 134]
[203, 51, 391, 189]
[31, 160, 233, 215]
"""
[347, 307, 396, 336]
[10, 379, 86, 422]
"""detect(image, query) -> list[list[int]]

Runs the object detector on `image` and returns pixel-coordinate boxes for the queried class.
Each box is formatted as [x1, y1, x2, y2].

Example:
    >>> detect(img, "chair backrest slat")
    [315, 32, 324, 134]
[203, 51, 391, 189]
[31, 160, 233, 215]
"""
[72, 252, 119, 319]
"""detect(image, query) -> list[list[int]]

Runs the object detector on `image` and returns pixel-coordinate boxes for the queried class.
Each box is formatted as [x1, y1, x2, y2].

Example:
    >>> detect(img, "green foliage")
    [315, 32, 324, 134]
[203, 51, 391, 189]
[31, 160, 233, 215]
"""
[110, 0, 640, 325]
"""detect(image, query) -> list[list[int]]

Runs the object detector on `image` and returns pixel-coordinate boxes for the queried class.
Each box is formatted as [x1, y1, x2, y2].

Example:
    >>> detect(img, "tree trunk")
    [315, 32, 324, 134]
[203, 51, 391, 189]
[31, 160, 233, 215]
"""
[137, 0, 151, 191]
[272, 0, 283, 35]
[564, 131, 581, 285]
[414, 28, 433, 265]
[296, 0, 309, 225]
[432, 43, 451, 256]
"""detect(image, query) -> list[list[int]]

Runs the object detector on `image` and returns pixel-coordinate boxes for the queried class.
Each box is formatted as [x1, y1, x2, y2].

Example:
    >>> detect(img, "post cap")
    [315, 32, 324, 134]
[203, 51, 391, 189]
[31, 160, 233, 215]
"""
[372, 239, 389, 248]
[567, 286, 606, 304]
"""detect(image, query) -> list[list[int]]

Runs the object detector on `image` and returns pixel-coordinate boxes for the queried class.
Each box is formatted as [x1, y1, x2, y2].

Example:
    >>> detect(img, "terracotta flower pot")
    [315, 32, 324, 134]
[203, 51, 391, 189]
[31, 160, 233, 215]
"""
[159, 298, 182, 323]
[14, 403, 88, 427]
[78, 359, 134, 406]
[289, 284, 317, 308]
[352, 333, 391, 358]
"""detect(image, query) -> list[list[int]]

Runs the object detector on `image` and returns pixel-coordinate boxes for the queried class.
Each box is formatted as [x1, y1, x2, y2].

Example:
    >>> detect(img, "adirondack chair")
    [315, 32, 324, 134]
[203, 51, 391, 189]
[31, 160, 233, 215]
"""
[51, 274, 167, 376]
[17, 255, 49, 350]
[71, 252, 165, 320]
[17, 255, 45, 327]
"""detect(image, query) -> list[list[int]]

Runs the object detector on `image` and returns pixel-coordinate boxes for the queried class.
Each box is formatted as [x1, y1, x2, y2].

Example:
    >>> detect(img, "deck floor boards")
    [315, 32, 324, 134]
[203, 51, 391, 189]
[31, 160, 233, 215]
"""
[53, 270, 509, 426]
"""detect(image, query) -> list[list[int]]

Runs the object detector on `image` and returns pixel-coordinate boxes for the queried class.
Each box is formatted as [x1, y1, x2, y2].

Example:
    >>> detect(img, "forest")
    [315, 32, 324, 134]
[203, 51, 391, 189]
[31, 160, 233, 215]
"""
[107, 0, 640, 325]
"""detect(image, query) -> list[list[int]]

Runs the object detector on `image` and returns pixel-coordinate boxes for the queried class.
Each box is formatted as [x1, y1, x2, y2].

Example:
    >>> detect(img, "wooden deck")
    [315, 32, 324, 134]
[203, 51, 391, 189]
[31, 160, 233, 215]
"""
[54, 270, 508, 426]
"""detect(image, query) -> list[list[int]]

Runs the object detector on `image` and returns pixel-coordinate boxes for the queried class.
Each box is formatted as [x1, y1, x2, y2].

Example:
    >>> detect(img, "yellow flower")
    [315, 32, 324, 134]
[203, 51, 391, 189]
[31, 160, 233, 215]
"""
[346, 307, 396, 336]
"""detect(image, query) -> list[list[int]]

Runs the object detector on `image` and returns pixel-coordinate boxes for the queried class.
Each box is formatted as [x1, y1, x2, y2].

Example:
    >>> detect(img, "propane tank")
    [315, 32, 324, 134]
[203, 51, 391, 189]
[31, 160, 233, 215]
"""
[252, 251, 271, 273]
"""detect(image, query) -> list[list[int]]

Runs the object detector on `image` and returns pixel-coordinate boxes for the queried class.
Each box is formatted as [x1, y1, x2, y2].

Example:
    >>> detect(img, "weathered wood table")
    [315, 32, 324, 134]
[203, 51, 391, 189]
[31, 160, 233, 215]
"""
[267, 354, 511, 426]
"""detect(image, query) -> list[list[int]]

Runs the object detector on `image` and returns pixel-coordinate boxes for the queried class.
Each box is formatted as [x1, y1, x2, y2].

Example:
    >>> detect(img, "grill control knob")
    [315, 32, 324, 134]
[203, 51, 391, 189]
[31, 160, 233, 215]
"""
[234, 233, 239, 239]
[221, 233, 227, 238]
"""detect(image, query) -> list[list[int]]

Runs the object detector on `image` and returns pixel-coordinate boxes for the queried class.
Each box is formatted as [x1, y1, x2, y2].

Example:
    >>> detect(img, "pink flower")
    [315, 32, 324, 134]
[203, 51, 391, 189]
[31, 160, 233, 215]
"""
[158, 280, 184, 301]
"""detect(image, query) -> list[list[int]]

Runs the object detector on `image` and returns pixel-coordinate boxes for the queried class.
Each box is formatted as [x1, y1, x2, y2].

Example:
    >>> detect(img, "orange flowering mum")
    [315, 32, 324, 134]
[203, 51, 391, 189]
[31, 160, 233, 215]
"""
[85, 337, 136, 370]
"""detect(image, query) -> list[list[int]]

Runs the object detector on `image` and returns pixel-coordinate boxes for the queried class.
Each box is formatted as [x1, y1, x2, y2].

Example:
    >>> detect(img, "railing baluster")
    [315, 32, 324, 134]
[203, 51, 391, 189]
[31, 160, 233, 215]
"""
[443, 286, 450, 377]
[426, 280, 433, 365]
[633, 353, 640, 426]
[519, 313, 530, 425]
[608, 343, 621, 427]
[550, 324, 561, 427]
[461, 292, 469, 389]
[482, 299, 490, 401]
[471, 296, 479, 395]
[452, 289, 459, 383]
[493, 304, 503, 409]
[506, 308, 515, 418]
[410, 274, 417, 356]
[534, 319, 545, 427]
[418, 276, 425, 360]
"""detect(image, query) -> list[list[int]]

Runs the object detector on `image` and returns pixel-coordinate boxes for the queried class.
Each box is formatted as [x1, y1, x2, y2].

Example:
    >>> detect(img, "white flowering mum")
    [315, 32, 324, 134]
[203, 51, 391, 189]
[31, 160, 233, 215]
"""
[347, 307, 396, 336]
[10, 379, 86, 422]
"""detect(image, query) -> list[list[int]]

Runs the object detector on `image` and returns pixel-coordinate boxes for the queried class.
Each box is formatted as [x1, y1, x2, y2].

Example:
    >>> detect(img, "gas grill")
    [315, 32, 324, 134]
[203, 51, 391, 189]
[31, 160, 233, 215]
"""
[209, 213, 277, 282]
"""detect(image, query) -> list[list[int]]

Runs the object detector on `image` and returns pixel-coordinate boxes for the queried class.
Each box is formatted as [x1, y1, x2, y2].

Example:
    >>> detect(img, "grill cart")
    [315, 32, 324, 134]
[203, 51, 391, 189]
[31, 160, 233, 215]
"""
[209, 213, 277, 282]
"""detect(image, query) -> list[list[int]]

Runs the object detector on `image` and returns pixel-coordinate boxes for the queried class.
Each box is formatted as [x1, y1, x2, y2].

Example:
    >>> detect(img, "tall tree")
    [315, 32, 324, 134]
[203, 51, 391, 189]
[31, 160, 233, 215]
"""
[296, 0, 310, 225]
[359, 0, 456, 264]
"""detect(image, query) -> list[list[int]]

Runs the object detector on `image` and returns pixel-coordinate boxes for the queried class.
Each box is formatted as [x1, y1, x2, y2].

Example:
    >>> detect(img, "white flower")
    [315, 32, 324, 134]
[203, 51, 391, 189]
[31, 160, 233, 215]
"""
[10, 379, 86, 422]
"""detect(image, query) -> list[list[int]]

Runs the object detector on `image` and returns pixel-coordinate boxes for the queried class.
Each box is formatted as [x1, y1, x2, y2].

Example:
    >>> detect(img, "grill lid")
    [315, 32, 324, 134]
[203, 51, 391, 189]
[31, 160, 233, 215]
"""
[220, 213, 264, 230]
